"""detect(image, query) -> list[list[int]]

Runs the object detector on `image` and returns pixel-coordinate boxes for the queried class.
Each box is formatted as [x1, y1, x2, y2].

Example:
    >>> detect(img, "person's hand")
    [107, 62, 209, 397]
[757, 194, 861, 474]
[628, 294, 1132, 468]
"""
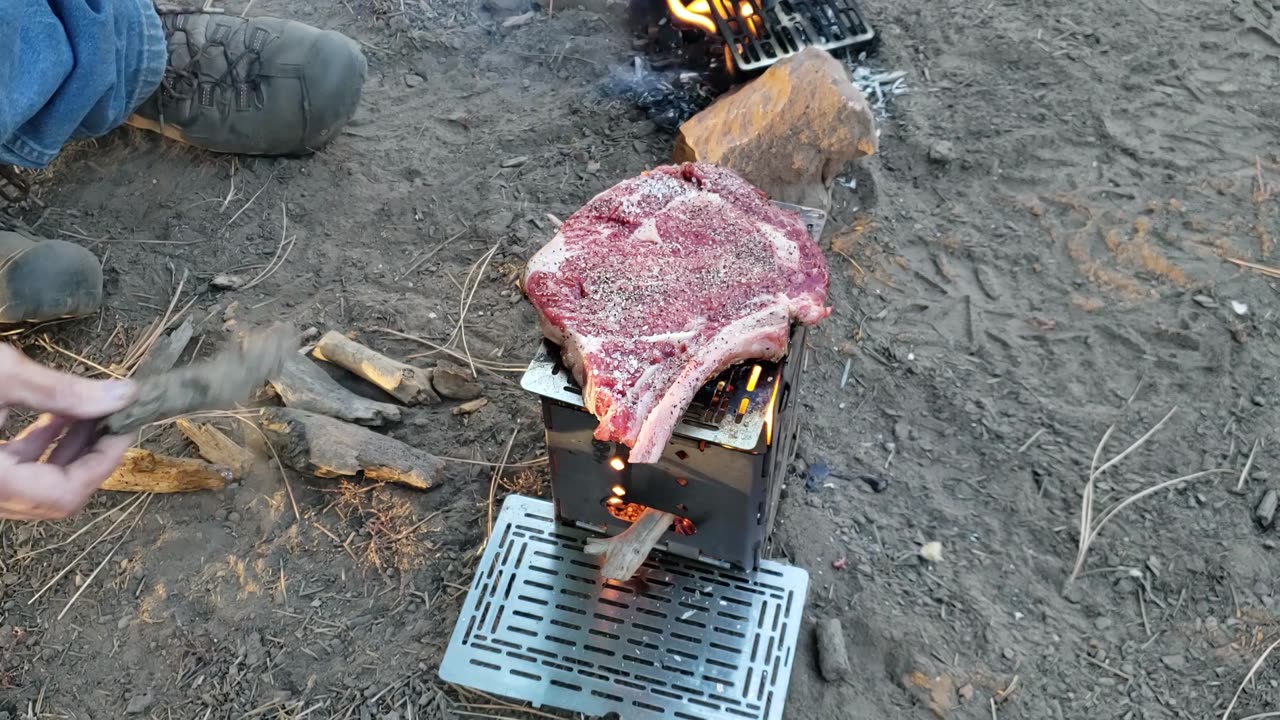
[0, 344, 138, 520]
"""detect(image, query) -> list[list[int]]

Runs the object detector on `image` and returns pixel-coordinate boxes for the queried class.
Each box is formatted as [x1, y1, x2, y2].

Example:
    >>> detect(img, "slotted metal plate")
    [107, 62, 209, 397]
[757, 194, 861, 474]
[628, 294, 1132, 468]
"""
[440, 495, 810, 720]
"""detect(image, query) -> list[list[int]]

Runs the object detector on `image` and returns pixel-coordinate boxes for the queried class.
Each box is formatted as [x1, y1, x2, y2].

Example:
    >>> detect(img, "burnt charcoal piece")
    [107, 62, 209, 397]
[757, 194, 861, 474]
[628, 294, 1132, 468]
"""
[600, 58, 725, 131]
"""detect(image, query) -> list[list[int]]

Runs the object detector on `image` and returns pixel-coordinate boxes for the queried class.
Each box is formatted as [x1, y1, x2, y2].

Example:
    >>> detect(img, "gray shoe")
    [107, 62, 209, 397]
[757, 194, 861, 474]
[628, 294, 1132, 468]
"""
[126, 9, 367, 156]
[0, 231, 103, 325]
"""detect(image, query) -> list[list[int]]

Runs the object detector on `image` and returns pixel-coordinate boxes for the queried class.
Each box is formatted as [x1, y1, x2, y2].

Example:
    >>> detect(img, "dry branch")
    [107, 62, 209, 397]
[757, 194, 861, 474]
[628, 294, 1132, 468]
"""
[270, 350, 401, 426]
[584, 507, 675, 581]
[452, 397, 489, 415]
[259, 407, 445, 490]
[101, 449, 231, 493]
[312, 330, 440, 405]
[102, 324, 296, 434]
[133, 317, 194, 377]
[176, 418, 254, 479]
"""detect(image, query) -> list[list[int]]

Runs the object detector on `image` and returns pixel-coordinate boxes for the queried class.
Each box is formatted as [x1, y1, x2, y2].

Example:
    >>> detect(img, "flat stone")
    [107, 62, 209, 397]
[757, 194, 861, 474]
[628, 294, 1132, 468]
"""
[673, 47, 877, 212]
[432, 362, 483, 401]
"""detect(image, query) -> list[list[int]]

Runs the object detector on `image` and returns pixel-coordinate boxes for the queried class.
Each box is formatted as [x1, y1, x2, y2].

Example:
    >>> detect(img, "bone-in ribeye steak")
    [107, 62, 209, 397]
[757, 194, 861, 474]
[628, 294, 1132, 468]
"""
[523, 162, 830, 463]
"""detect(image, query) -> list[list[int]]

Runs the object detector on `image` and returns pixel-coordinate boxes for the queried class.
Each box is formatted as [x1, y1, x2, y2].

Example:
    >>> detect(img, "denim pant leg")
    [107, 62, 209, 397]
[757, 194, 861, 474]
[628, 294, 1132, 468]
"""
[0, 0, 167, 169]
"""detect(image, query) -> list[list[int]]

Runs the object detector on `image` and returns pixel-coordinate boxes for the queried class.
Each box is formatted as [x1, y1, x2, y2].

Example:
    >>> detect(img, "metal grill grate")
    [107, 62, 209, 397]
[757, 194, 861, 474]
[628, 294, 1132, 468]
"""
[711, 0, 876, 72]
[440, 495, 810, 720]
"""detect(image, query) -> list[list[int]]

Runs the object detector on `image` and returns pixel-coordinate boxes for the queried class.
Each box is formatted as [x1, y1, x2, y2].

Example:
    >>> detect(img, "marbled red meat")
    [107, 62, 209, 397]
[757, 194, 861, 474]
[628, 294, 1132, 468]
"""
[522, 162, 830, 463]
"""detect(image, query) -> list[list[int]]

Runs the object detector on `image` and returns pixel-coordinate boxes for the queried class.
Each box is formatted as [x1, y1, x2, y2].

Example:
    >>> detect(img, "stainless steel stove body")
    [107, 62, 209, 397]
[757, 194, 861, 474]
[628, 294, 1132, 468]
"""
[520, 202, 826, 572]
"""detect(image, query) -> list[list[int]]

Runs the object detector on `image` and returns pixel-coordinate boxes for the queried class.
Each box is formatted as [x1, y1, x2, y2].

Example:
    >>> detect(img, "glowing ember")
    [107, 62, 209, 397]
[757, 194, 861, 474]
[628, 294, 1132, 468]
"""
[609, 457, 626, 471]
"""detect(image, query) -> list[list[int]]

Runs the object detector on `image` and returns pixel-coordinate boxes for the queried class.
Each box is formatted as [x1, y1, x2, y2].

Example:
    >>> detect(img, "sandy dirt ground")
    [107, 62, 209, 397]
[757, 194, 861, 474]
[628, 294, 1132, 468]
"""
[4, 0, 1280, 717]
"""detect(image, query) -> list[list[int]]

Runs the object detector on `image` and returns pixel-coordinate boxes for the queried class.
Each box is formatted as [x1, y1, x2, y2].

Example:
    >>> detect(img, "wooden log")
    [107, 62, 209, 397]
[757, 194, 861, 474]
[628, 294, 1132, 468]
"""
[100, 449, 231, 493]
[269, 350, 401, 426]
[175, 419, 254, 479]
[258, 407, 445, 490]
[133, 317, 194, 378]
[452, 397, 489, 415]
[583, 507, 676, 581]
[311, 331, 440, 405]
[102, 324, 296, 435]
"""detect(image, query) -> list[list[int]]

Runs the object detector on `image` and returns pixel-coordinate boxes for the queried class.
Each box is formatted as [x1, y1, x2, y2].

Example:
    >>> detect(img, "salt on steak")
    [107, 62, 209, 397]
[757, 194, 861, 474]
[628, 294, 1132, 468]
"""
[522, 162, 831, 464]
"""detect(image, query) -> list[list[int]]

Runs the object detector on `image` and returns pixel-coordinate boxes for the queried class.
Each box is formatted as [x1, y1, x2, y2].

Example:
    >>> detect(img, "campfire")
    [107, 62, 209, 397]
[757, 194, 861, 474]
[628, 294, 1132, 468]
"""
[649, 0, 876, 73]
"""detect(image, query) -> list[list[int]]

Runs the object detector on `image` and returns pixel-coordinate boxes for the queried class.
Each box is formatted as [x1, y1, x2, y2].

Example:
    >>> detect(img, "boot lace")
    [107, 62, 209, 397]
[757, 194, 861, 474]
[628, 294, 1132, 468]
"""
[154, 6, 265, 107]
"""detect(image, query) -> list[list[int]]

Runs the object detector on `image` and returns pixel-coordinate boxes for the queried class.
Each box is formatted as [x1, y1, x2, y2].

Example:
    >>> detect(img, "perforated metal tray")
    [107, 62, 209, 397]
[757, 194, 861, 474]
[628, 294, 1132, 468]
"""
[439, 495, 810, 720]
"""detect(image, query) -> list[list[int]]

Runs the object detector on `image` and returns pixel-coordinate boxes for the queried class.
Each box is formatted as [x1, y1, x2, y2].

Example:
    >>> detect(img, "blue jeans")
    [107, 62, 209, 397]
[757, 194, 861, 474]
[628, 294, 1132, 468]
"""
[0, 0, 167, 169]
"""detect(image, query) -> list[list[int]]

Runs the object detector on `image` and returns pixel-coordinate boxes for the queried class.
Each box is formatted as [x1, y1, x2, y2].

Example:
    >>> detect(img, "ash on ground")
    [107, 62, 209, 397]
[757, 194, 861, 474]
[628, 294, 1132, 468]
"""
[604, 51, 906, 132]
[600, 57, 722, 132]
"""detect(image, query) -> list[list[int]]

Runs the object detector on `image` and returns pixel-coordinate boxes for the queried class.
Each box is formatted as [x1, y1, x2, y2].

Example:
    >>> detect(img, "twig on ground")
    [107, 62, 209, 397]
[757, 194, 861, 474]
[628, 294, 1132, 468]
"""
[1237, 438, 1261, 493]
[11, 495, 138, 562]
[1222, 637, 1280, 720]
[1225, 257, 1280, 279]
[487, 426, 521, 538]
[224, 168, 276, 229]
[379, 328, 527, 374]
[1067, 407, 1177, 586]
[238, 202, 296, 291]
[58, 494, 152, 619]
[29, 493, 147, 604]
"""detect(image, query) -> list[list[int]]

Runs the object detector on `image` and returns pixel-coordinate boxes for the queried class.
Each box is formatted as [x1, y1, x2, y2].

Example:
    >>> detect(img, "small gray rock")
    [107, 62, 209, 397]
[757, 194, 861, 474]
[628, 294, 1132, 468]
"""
[404, 73, 425, 88]
[928, 140, 957, 165]
[1094, 617, 1113, 631]
[815, 618, 851, 681]
[125, 692, 154, 715]
[432, 362, 483, 401]
[1160, 654, 1187, 670]
[1255, 489, 1277, 530]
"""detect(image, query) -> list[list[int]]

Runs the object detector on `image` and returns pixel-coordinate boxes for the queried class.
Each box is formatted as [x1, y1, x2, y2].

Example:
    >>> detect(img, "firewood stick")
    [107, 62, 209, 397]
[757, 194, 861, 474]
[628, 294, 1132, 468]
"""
[102, 323, 296, 435]
[584, 507, 676, 581]
[270, 350, 401, 426]
[100, 449, 232, 493]
[176, 419, 254, 479]
[311, 331, 440, 405]
[258, 407, 445, 490]
[452, 397, 488, 415]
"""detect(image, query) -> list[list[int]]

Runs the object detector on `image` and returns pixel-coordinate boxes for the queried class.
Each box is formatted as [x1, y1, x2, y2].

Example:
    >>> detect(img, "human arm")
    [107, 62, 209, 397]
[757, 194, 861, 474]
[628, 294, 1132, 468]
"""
[0, 344, 137, 520]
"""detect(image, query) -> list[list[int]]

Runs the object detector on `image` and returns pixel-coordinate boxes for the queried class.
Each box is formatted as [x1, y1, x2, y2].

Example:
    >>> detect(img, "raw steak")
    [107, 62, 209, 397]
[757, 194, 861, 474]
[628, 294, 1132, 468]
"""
[523, 162, 830, 463]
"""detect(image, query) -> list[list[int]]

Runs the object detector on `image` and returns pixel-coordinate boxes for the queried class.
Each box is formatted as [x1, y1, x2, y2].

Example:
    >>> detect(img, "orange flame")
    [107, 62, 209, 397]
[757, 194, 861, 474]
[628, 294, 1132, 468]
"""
[666, 0, 757, 36]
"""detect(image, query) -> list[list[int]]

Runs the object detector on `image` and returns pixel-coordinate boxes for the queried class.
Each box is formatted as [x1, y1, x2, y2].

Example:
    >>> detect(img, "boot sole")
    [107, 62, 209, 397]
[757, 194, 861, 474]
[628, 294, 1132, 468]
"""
[124, 115, 318, 157]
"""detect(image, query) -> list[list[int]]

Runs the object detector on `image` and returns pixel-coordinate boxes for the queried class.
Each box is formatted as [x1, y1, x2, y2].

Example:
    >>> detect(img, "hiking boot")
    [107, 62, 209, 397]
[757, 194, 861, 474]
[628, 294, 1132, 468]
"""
[126, 10, 367, 156]
[0, 231, 103, 325]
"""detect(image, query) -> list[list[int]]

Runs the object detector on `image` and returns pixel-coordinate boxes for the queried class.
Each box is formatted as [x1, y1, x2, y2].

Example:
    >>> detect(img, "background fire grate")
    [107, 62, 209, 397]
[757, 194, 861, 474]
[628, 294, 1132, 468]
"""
[670, 0, 877, 72]
[439, 495, 810, 720]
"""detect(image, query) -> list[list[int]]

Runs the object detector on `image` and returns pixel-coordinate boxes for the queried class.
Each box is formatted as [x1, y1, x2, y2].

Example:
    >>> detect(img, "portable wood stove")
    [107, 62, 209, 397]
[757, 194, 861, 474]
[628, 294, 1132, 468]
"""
[438, 202, 824, 720]
[520, 202, 826, 572]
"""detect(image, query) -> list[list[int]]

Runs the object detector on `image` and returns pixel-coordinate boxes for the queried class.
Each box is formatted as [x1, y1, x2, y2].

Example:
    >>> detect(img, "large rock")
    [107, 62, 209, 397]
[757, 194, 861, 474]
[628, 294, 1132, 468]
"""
[673, 47, 877, 211]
